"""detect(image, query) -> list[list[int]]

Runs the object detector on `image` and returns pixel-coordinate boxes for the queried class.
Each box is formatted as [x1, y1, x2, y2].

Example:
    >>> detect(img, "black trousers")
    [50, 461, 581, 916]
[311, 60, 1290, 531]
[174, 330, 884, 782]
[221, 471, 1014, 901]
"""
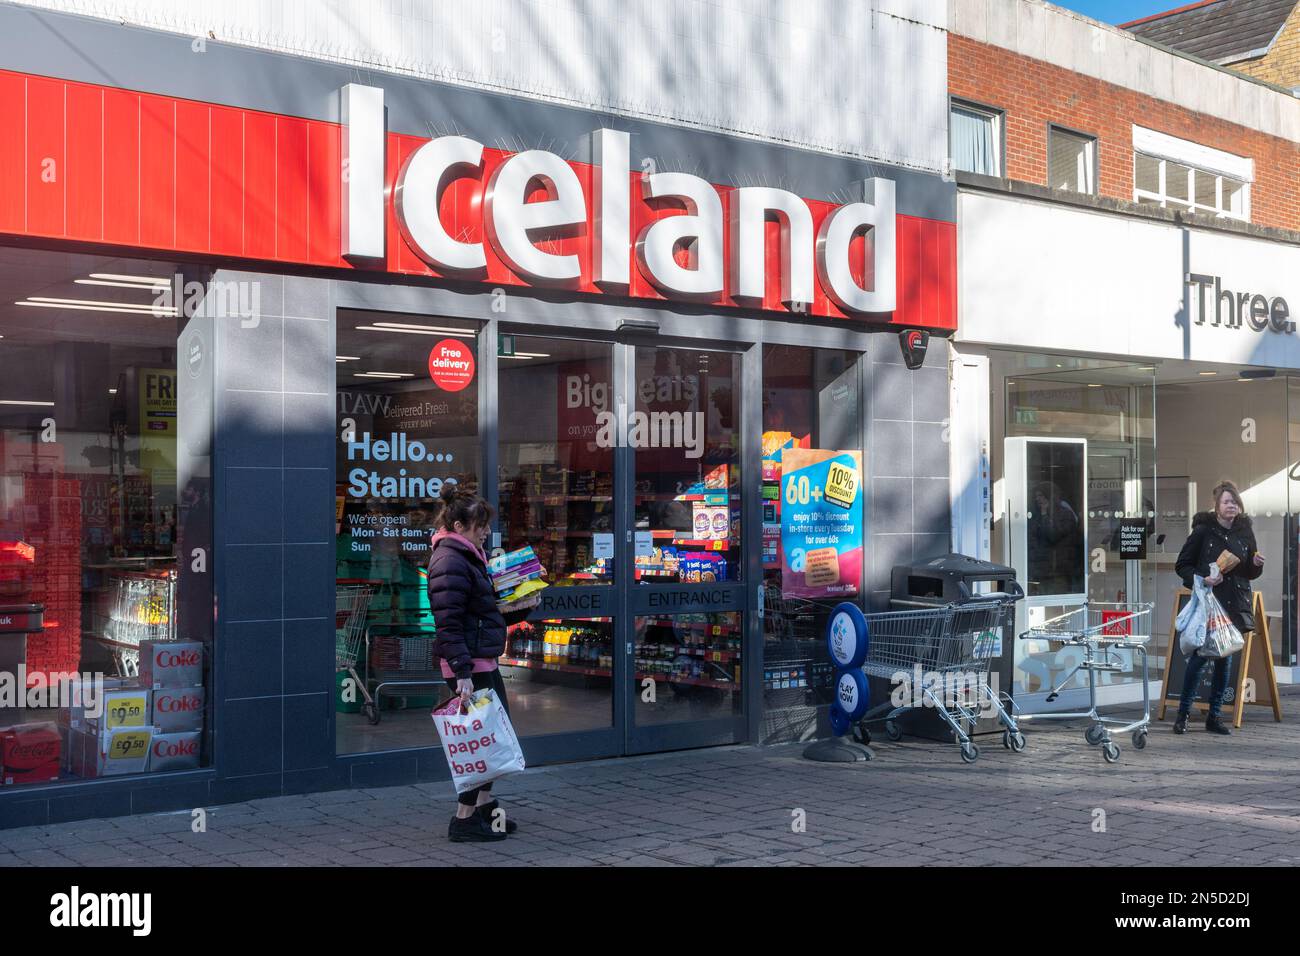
[444, 668, 510, 807]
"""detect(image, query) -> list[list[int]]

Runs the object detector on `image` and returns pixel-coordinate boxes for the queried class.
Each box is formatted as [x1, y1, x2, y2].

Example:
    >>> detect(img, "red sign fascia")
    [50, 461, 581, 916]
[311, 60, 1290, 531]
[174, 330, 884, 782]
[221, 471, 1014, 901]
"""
[0, 68, 955, 330]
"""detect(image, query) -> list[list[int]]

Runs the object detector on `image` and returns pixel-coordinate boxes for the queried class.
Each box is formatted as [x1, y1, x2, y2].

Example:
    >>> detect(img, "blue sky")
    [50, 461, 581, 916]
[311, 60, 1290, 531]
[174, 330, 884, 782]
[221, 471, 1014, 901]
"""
[1049, 0, 1183, 25]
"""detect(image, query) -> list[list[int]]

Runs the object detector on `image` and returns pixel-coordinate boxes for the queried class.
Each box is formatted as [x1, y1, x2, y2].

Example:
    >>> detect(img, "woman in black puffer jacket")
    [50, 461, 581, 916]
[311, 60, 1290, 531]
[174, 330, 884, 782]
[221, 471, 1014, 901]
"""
[1172, 480, 1265, 736]
[426, 485, 526, 843]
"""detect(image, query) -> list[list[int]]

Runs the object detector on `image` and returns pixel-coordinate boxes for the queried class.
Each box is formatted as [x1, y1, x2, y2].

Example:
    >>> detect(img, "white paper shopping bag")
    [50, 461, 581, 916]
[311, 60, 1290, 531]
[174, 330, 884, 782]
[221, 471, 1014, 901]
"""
[432, 688, 526, 793]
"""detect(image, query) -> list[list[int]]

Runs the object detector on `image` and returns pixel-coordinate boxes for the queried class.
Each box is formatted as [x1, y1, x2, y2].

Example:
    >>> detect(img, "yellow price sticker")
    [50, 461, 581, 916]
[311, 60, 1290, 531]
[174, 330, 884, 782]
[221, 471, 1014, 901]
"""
[108, 731, 151, 760]
[824, 461, 859, 510]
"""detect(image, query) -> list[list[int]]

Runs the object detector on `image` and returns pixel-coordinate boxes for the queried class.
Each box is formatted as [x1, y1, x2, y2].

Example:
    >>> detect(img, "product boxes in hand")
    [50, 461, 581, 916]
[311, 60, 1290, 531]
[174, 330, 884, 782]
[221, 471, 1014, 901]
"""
[488, 546, 548, 603]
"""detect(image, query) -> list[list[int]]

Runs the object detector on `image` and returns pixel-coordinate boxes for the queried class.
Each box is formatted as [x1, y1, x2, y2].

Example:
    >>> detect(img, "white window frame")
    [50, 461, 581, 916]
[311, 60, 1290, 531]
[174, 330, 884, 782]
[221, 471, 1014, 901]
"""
[1131, 125, 1252, 221]
[1048, 125, 1097, 195]
[950, 100, 1003, 178]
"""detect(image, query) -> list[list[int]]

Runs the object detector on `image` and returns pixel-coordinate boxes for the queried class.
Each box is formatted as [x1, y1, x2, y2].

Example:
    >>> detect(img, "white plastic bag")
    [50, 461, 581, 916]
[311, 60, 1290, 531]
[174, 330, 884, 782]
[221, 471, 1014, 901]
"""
[1201, 590, 1245, 658]
[1176, 576, 1208, 656]
[432, 688, 526, 793]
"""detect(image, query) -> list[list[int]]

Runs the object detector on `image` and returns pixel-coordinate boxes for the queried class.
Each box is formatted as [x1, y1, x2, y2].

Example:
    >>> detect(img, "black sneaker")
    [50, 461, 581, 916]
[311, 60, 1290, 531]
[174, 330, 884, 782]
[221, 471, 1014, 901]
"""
[448, 812, 507, 843]
[1205, 715, 1232, 736]
[1172, 714, 1188, 734]
[477, 800, 518, 834]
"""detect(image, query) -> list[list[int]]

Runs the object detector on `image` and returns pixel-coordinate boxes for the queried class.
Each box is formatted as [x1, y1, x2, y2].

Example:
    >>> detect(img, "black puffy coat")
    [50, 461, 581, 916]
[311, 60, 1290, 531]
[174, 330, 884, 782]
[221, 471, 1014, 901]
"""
[1175, 512, 1263, 633]
[427, 535, 507, 680]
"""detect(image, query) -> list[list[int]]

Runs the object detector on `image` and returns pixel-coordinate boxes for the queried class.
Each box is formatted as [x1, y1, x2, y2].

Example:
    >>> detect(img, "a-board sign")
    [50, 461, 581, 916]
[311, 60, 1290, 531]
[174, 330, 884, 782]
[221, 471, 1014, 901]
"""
[1158, 588, 1282, 727]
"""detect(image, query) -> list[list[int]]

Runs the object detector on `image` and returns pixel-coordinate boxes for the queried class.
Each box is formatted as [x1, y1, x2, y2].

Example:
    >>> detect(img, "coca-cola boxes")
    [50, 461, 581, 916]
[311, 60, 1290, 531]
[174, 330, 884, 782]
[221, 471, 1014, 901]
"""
[64, 679, 151, 735]
[151, 686, 204, 733]
[148, 730, 201, 772]
[1, 722, 61, 785]
[139, 640, 204, 688]
[66, 726, 152, 778]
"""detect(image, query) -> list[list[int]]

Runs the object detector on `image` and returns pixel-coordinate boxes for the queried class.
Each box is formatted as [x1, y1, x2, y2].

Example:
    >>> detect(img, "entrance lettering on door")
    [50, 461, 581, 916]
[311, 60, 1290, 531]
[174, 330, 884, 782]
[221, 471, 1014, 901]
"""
[647, 589, 728, 608]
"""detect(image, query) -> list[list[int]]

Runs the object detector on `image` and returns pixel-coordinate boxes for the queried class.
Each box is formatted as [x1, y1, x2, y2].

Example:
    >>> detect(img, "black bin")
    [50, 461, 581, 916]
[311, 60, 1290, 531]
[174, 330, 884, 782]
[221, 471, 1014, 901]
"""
[884, 554, 1021, 739]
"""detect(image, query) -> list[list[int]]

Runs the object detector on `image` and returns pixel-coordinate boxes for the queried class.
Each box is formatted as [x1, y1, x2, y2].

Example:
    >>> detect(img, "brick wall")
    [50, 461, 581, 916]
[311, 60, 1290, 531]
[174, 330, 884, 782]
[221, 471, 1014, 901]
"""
[949, 34, 1300, 231]
[1232, 3, 1300, 90]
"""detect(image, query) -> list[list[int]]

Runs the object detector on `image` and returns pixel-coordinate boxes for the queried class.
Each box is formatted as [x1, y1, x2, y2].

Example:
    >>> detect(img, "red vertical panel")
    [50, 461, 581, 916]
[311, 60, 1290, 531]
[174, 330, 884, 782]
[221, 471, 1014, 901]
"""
[65, 84, 103, 241]
[243, 111, 277, 260]
[139, 95, 175, 248]
[306, 121, 341, 266]
[276, 116, 308, 262]
[940, 221, 957, 330]
[895, 216, 922, 327]
[384, 132, 402, 273]
[175, 100, 210, 252]
[26, 77, 65, 237]
[102, 88, 140, 246]
[0, 74, 24, 233]
[209, 106, 243, 256]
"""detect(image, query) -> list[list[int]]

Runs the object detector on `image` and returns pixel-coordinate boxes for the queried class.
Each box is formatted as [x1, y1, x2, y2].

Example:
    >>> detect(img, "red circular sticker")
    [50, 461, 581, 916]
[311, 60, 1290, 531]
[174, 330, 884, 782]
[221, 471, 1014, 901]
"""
[428, 339, 476, 392]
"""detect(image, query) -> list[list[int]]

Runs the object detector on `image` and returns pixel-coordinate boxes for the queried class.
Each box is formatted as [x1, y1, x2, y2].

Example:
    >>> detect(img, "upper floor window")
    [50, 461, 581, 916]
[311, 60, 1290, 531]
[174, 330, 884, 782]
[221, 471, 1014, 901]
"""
[1048, 127, 1096, 194]
[950, 101, 1002, 177]
[1131, 126, 1251, 221]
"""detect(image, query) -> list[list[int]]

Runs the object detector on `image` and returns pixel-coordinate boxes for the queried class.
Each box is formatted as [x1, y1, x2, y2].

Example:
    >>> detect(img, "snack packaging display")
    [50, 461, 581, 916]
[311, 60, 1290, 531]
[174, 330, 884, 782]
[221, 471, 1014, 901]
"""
[1, 722, 60, 785]
[139, 640, 204, 689]
[691, 503, 730, 542]
[679, 552, 728, 583]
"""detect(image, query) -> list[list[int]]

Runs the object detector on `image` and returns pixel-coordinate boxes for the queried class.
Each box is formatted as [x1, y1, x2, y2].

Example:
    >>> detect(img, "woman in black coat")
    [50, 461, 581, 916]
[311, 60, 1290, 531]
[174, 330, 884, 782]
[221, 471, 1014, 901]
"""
[1172, 480, 1265, 736]
[426, 485, 531, 843]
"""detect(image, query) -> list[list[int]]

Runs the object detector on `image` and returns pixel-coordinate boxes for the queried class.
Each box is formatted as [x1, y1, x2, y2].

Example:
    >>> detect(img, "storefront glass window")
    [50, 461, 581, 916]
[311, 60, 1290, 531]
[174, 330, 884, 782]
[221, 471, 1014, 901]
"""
[758, 345, 863, 743]
[633, 346, 741, 584]
[500, 337, 615, 585]
[1002, 357, 1156, 694]
[0, 249, 212, 786]
[497, 337, 614, 734]
[334, 310, 480, 754]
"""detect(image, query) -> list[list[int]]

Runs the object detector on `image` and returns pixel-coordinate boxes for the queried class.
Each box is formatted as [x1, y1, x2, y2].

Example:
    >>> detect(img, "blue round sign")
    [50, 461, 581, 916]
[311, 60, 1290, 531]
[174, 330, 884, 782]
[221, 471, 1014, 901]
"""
[826, 602, 869, 670]
[829, 705, 852, 738]
[833, 669, 870, 722]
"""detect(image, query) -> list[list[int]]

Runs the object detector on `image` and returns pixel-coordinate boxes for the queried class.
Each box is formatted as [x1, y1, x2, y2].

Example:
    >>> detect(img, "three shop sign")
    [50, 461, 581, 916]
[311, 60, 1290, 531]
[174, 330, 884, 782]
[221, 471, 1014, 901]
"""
[341, 84, 897, 316]
[1185, 273, 1295, 334]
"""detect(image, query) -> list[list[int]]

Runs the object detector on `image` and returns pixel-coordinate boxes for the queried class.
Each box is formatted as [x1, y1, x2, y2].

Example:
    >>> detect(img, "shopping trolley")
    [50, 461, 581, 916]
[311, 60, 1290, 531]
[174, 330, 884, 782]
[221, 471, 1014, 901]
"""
[363, 621, 441, 725]
[335, 580, 377, 717]
[1016, 602, 1153, 764]
[843, 599, 1023, 764]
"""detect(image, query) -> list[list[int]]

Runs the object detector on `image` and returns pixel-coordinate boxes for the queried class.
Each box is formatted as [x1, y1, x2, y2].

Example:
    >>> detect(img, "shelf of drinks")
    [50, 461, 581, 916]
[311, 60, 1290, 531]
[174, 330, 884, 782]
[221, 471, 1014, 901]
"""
[638, 618, 741, 635]
[499, 656, 609, 677]
[499, 656, 737, 689]
[640, 644, 739, 661]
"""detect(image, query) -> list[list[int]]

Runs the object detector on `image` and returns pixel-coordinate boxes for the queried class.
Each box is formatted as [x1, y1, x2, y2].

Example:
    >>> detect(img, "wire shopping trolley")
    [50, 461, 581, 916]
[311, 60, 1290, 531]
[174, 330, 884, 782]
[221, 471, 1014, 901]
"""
[335, 580, 377, 717]
[830, 598, 1023, 764]
[1016, 602, 1153, 763]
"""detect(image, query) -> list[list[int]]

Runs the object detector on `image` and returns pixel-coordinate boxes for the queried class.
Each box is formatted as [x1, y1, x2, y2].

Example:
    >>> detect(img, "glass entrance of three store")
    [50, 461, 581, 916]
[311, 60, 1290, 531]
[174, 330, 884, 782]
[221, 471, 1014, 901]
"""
[335, 311, 865, 760]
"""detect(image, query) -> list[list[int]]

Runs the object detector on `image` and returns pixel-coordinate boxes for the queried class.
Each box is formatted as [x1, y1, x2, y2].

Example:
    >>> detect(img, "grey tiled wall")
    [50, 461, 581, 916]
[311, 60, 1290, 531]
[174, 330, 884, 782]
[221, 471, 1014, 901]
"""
[212, 271, 338, 802]
[866, 336, 952, 611]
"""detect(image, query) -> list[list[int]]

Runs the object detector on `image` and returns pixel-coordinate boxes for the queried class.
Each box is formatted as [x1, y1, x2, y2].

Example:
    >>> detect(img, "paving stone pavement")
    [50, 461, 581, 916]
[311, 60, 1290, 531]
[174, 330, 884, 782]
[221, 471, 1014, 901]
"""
[2, 695, 1298, 867]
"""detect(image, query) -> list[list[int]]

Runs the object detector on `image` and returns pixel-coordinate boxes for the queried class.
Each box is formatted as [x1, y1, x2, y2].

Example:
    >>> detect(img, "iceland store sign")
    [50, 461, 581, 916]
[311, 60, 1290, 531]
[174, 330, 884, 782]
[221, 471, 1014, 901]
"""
[340, 84, 903, 319]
